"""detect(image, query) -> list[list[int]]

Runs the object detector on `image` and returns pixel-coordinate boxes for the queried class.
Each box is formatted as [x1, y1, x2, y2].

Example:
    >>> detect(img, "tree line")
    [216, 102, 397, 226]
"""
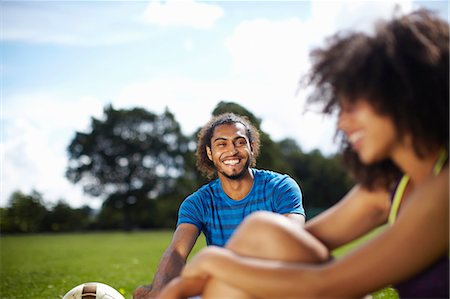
[1, 101, 354, 233]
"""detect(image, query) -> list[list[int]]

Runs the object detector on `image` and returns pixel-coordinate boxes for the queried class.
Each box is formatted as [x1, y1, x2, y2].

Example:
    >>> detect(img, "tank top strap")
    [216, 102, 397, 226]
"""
[388, 149, 448, 225]
[433, 149, 448, 175]
[388, 175, 409, 225]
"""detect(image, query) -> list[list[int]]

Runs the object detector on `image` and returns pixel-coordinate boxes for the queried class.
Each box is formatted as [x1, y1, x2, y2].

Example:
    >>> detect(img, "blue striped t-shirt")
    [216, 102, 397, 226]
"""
[177, 168, 304, 247]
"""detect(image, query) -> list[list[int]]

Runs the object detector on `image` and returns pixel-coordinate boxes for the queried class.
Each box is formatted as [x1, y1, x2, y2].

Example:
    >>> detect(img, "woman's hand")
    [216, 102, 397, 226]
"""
[156, 278, 184, 299]
[157, 276, 209, 299]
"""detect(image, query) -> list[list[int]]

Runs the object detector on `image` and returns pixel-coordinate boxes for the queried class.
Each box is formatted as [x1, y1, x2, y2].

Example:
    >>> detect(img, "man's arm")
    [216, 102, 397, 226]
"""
[134, 224, 200, 299]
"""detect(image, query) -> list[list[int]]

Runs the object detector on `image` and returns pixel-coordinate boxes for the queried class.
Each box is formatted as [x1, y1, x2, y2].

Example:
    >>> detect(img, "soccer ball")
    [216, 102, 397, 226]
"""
[62, 282, 125, 299]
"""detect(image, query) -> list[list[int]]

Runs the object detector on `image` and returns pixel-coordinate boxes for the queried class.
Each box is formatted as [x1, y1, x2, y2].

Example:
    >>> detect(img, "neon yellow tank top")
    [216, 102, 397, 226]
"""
[388, 149, 448, 225]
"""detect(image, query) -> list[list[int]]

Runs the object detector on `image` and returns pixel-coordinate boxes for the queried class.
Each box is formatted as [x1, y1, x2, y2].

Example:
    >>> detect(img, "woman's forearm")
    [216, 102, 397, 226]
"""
[157, 276, 208, 299]
[186, 188, 448, 299]
[184, 246, 323, 299]
[181, 173, 448, 299]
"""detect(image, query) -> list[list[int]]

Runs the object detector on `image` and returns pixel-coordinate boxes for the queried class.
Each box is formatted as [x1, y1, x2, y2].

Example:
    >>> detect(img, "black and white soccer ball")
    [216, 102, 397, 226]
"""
[62, 282, 125, 299]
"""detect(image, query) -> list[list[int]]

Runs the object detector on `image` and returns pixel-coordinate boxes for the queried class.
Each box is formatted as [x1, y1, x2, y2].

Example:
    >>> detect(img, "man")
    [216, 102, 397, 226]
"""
[133, 112, 305, 298]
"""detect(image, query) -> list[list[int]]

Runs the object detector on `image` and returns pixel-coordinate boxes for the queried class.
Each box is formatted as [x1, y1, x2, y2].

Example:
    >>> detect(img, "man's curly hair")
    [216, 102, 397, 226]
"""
[196, 113, 261, 179]
[303, 9, 449, 190]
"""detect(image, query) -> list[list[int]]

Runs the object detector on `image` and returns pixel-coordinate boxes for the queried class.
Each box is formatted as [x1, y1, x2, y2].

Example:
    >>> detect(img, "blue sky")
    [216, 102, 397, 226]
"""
[1, 0, 448, 208]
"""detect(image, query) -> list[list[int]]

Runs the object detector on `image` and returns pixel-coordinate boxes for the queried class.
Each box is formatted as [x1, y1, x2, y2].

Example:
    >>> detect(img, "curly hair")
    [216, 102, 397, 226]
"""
[303, 9, 449, 190]
[196, 113, 261, 179]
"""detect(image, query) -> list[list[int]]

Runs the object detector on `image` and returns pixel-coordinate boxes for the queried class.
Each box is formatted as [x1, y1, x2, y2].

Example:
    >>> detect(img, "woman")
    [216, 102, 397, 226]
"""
[158, 9, 449, 299]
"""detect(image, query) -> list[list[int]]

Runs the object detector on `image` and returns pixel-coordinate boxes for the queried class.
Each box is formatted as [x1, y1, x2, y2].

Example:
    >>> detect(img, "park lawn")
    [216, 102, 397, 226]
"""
[1, 231, 206, 299]
[1, 230, 398, 299]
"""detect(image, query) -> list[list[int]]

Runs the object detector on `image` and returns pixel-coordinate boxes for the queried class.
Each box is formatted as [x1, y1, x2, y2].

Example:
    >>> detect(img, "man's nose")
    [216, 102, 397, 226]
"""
[227, 143, 238, 155]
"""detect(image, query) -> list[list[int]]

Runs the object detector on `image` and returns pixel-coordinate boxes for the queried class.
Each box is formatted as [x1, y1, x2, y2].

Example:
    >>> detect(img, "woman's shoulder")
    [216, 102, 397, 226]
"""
[409, 165, 448, 212]
[426, 165, 448, 193]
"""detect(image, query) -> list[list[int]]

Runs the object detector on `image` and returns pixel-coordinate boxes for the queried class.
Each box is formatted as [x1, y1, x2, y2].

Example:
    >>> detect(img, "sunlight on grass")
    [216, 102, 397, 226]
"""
[1, 230, 399, 299]
[1, 231, 206, 299]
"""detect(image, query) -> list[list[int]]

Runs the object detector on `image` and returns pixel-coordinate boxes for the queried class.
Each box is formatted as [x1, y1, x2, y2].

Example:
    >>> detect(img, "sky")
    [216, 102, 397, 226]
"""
[1, 0, 448, 209]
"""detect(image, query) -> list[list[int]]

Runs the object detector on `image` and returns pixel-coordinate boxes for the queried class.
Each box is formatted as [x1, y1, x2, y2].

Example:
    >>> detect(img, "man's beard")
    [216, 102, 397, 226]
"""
[218, 158, 250, 180]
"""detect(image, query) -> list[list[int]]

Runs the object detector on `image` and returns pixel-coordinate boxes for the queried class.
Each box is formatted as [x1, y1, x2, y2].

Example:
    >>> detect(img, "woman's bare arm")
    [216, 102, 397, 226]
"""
[305, 185, 391, 250]
[181, 170, 448, 298]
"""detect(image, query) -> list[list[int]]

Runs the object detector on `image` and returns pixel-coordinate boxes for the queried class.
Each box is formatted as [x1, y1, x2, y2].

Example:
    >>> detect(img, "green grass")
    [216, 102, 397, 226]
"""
[1, 230, 397, 299]
[1, 231, 206, 299]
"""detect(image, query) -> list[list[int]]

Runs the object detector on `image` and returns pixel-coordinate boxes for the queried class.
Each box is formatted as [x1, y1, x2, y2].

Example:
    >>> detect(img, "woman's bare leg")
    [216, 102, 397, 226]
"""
[202, 211, 330, 299]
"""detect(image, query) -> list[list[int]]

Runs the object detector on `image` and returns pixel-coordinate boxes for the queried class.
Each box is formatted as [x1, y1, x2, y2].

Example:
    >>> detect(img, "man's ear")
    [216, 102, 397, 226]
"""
[206, 146, 213, 161]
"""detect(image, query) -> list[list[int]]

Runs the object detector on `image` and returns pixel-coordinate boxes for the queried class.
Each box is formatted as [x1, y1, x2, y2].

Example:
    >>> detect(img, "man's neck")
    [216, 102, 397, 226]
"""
[219, 169, 254, 200]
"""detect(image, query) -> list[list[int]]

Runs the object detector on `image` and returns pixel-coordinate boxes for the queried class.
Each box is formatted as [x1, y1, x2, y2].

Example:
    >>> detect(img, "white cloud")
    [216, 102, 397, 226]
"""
[116, 1, 419, 155]
[141, 0, 224, 29]
[310, 0, 414, 38]
[2, 2, 149, 46]
[113, 70, 339, 154]
[225, 18, 310, 84]
[2, 93, 105, 207]
[219, 0, 417, 153]
[183, 38, 195, 51]
[2, 0, 225, 46]
[221, 15, 339, 152]
[115, 76, 219, 135]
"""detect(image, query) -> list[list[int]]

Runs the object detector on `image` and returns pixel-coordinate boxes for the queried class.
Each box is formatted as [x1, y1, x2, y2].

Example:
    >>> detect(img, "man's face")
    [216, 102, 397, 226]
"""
[206, 123, 253, 180]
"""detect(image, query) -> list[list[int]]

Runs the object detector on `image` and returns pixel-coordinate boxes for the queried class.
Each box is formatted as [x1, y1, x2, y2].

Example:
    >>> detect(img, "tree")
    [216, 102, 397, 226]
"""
[42, 201, 93, 232]
[66, 105, 189, 229]
[278, 138, 354, 218]
[1, 190, 48, 233]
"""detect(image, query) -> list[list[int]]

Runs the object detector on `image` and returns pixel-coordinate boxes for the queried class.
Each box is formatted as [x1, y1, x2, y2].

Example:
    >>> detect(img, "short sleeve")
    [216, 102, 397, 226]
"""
[273, 176, 305, 216]
[177, 193, 204, 231]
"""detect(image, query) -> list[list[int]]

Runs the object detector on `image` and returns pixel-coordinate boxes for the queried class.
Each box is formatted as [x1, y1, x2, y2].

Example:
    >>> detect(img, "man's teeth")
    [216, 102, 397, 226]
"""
[223, 159, 239, 165]
[348, 131, 364, 144]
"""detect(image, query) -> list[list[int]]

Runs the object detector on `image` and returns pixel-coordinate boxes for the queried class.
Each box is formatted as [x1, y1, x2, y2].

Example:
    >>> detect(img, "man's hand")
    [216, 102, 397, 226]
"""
[133, 284, 157, 299]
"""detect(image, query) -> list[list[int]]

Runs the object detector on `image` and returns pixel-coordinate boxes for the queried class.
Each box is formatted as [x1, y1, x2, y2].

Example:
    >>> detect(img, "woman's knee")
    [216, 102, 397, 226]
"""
[226, 211, 284, 252]
[227, 211, 330, 263]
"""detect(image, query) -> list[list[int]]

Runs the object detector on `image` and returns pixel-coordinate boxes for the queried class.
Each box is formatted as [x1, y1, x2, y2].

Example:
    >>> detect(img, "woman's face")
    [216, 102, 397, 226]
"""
[338, 99, 399, 164]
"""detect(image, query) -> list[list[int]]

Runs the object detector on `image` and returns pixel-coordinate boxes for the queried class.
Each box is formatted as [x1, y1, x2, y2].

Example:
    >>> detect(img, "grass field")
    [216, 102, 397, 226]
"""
[1, 231, 206, 299]
[1, 230, 398, 299]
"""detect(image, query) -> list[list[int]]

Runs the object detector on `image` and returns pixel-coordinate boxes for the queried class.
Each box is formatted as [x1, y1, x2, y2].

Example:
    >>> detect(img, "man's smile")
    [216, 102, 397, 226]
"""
[223, 159, 240, 166]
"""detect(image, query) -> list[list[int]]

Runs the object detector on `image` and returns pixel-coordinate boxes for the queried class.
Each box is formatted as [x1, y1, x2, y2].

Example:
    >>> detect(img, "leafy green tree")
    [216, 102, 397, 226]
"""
[1, 190, 48, 233]
[0, 208, 6, 231]
[42, 201, 93, 232]
[278, 138, 354, 218]
[66, 105, 189, 229]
